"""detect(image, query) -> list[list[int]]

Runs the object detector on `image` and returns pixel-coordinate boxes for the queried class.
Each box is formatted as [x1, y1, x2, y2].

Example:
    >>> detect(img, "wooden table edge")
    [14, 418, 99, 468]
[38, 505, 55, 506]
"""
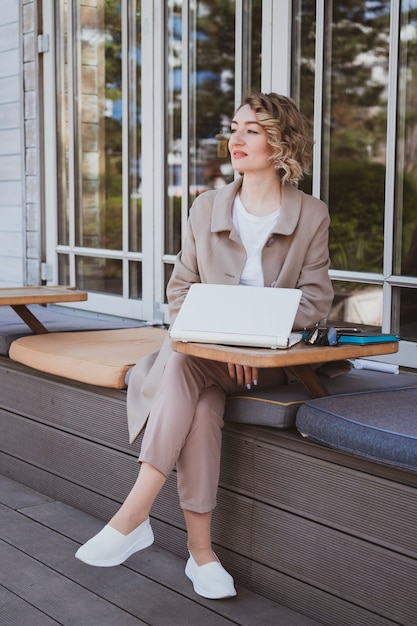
[172, 340, 399, 368]
[0, 286, 88, 306]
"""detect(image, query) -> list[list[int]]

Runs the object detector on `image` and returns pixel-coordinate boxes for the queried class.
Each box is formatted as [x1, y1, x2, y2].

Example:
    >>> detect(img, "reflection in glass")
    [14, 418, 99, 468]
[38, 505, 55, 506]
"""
[292, 0, 316, 197]
[76, 0, 123, 250]
[75, 256, 122, 295]
[58, 254, 70, 286]
[165, 0, 183, 258]
[129, 1, 142, 253]
[247, 0, 262, 95]
[188, 0, 236, 207]
[164, 263, 174, 304]
[330, 281, 382, 328]
[164, 0, 262, 269]
[56, 1, 70, 246]
[295, 1, 391, 274]
[397, 286, 417, 341]
[168, 0, 239, 259]
[129, 261, 143, 299]
[395, 1, 417, 277]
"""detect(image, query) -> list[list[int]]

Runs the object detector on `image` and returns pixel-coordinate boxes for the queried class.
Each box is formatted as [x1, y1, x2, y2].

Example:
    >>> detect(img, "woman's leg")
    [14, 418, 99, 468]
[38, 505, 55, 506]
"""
[183, 510, 213, 565]
[139, 353, 233, 475]
[183, 508, 236, 599]
[74, 460, 162, 566]
[82, 354, 232, 541]
[176, 385, 226, 565]
[176, 385, 226, 514]
[108, 462, 166, 534]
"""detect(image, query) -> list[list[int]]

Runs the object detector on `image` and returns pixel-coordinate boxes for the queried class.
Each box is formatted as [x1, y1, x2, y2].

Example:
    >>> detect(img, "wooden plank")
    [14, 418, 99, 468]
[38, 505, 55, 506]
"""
[173, 339, 398, 399]
[0, 476, 321, 626]
[4, 358, 417, 625]
[0, 585, 58, 626]
[0, 505, 234, 626]
[219, 427, 417, 558]
[287, 363, 331, 397]
[5, 403, 416, 566]
[0, 536, 145, 625]
[20, 497, 322, 626]
[0, 286, 87, 305]
[0, 362, 133, 453]
[251, 501, 417, 625]
[1, 469, 394, 626]
[3, 404, 417, 562]
[251, 436, 417, 559]
[0, 286, 87, 333]
[251, 562, 396, 626]
[3, 417, 415, 625]
[172, 338, 399, 368]
[11, 304, 48, 333]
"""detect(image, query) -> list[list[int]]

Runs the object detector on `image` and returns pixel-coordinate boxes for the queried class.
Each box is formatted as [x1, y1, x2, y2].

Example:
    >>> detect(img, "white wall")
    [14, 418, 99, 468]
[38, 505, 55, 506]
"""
[23, 1, 42, 285]
[0, 0, 41, 287]
[0, 0, 24, 286]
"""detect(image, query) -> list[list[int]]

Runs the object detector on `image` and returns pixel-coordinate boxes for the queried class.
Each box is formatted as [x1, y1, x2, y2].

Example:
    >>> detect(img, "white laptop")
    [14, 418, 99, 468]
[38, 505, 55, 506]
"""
[169, 283, 303, 349]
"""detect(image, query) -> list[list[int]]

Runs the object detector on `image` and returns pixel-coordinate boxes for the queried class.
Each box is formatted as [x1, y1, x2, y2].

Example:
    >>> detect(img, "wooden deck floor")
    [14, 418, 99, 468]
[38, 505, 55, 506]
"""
[0, 474, 322, 626]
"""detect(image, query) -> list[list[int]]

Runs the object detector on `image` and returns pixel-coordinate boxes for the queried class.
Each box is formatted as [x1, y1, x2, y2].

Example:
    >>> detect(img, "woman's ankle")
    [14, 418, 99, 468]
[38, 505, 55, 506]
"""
[188, 545, 217, 566]
[108, 511, 148, 535]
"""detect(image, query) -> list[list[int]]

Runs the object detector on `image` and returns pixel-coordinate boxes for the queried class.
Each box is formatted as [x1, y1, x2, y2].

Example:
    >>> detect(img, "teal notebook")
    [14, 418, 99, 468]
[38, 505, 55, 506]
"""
[337, 332, 399, 345]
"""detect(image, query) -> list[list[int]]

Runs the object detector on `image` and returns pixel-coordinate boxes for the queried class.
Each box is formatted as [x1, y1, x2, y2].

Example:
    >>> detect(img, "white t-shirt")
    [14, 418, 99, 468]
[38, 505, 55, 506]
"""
[233, 194, 280, 287]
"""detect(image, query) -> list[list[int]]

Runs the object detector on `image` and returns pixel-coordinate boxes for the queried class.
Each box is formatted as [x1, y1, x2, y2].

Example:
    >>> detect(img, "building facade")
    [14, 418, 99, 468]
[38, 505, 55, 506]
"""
[0, 0, 416, 367]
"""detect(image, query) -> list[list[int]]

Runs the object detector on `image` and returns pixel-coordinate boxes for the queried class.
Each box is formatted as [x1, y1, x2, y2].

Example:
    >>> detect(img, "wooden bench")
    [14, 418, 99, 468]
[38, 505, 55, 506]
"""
[1, 351, 417, 626]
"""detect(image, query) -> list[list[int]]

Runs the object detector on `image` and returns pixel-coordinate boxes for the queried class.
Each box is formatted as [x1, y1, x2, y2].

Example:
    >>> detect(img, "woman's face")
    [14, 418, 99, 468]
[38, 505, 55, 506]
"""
[228, 104, 274, 175]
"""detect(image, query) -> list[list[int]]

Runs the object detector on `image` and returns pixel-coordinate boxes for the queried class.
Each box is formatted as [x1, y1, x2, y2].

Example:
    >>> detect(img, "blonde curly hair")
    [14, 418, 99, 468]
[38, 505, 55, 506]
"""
[238, 92, 313, 184]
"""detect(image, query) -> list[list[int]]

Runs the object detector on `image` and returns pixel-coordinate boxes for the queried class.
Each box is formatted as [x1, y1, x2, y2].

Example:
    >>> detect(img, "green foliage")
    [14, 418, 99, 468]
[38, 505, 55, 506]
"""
[329, 159, 417, 272]
[329, 160, 385, 271]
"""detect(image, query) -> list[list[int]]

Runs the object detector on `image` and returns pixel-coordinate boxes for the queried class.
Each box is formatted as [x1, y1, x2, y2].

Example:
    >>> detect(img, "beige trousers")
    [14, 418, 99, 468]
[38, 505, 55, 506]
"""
[139, 352, 285, 514]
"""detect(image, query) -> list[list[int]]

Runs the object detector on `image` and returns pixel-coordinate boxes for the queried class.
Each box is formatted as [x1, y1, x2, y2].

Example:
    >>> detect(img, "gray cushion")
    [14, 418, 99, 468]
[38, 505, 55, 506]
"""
[0, 304, 140, 355]
[296, 385, 417, 471]
[224, 369, 417, 429]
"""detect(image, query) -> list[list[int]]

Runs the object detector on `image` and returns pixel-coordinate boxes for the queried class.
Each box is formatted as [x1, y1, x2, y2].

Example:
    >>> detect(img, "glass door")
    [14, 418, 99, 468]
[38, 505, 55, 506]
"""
[293, 0, 417, 367]
[49, 0, 263, 322]
[54, 0, 146, 319]
[162, 0, 262, 302]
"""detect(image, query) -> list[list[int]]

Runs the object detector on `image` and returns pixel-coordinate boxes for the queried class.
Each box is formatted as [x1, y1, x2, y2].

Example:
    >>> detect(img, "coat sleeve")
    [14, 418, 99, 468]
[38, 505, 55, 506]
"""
[166, 206, 202, 324]
[293, 208, 333, 330]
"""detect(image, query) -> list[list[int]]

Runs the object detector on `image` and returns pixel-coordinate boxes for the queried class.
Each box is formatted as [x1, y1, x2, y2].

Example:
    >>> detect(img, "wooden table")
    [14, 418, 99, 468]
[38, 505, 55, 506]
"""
[0, 286, 88, 334]
[172, 339, 399, 398]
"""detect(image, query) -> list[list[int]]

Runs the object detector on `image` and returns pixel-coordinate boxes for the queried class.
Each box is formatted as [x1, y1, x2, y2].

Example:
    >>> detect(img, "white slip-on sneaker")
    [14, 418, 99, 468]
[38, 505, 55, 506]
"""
[75, 518, 154, 567]
[185, 551, 237, 599]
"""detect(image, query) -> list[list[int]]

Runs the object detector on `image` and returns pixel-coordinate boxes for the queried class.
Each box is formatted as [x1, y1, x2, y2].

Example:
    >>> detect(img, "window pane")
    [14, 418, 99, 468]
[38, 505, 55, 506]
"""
[291, 0, 316, 196]
[165, 0, 237, 260]
[57, 0, 70, 246]
[329, 3, 391, 274]
[76, 0, 122, 250]
[165, 0, 182, 257]
[75, 256, 122, 295]
[331, 280, 382, 328]
[190, 0, 236, 200]
[129, 1, 142, 253]
[396, 286, 417, 340]
[163, 263, 174, 304]
[296, 1, 391, 273]
[395, 1, 417, 277]
[58, 253, 70, 285]
[248, 0, 262, 94]
[129, 261, 142, 299]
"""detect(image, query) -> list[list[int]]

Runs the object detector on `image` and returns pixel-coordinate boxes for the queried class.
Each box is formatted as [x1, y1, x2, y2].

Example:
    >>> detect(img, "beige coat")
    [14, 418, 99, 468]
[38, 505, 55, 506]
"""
[127, 177, 334, 443]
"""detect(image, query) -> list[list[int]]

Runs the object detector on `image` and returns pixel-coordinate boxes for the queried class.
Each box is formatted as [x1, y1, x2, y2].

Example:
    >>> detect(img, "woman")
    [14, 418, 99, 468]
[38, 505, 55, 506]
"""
[75, 92, 334, 599]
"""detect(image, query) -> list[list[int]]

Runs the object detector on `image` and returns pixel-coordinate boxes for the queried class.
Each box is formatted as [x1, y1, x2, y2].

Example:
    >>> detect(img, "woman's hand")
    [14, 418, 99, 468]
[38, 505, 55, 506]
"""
[227, 363, 258, 389]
